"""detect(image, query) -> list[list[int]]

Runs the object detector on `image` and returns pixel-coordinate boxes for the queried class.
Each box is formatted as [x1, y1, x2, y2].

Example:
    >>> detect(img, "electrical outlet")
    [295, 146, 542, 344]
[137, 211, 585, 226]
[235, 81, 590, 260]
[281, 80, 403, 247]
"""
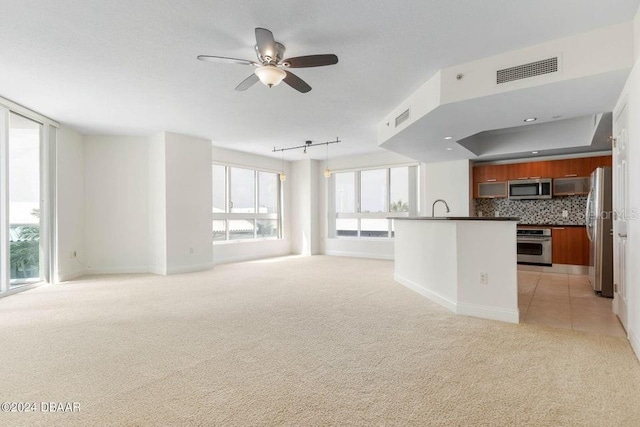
[478, 211, 483, 217]
[495, 211, 500, 217]
[562, 210, 569, 218]
[480, 272, 489, 285]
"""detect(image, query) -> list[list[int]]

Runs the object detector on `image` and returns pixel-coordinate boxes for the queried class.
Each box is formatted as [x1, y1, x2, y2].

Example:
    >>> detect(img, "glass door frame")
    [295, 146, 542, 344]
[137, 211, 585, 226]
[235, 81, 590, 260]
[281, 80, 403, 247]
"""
[0, 98, 58, 297]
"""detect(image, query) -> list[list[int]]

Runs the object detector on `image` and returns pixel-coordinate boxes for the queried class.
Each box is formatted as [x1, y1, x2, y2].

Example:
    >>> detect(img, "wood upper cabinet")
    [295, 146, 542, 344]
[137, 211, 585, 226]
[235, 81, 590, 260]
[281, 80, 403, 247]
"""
[473, 165, 509, 198]
[472, 155, 612, 199]
[474, 165, 509, 183]
[476, 182, 508, 199]
[550, 156, 612, 178]
[507, 161, 552, 181]
[551, 226, 589, 266]
[553, 177, 590, 196]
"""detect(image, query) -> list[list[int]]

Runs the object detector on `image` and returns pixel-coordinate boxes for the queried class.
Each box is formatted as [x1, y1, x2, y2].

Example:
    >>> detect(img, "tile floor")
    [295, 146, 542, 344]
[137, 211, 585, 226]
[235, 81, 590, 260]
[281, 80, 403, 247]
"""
[518, 270, 626, 337]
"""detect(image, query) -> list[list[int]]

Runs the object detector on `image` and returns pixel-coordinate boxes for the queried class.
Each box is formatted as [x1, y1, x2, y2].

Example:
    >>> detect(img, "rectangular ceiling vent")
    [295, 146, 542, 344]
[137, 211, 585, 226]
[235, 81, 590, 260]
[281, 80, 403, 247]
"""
[395, 108, 410, 128]
[496, 57, 558, 84]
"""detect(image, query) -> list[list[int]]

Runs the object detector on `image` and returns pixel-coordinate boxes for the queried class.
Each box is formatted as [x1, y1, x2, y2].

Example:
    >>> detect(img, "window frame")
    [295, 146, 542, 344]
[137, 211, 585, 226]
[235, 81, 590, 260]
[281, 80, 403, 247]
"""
[329, 164, 418, 239]
[212, 163, 282, 243]
[0, 97, 57, 296]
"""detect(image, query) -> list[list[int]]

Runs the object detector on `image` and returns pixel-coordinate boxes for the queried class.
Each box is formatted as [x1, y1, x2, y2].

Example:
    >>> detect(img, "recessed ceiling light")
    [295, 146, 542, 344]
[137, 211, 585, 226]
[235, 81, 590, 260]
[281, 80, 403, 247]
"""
[443, 136, 453, 140]
[524, 117, 537, 122]
[531, 151, 539, 154]
[446, 147, 453, 151]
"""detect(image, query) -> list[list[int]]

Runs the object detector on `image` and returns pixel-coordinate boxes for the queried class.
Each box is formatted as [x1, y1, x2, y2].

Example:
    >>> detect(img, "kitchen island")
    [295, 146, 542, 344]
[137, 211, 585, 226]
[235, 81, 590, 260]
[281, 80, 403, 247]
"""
[393, 217, 520, 323]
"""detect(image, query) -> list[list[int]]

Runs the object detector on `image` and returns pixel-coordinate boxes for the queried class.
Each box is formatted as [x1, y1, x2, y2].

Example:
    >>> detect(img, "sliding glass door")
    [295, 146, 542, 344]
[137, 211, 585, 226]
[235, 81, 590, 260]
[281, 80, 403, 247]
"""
[8, 113, 42, 288]
[0, 104, 51, 296]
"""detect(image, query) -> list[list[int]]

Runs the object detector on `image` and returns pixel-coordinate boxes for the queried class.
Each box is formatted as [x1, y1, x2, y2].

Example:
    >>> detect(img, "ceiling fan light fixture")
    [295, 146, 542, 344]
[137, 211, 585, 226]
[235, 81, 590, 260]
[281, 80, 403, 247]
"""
[254, 65, 286, 87]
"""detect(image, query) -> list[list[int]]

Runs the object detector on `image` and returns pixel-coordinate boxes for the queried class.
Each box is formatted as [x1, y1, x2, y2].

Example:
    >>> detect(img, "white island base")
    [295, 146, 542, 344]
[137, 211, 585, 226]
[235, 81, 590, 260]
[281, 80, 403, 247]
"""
[393, 217, 519, 323]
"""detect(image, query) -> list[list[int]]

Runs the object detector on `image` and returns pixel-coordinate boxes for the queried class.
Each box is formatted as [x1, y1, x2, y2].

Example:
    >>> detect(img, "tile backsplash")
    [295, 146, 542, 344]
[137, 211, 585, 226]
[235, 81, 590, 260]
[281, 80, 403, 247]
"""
[475, 196, 587, 225]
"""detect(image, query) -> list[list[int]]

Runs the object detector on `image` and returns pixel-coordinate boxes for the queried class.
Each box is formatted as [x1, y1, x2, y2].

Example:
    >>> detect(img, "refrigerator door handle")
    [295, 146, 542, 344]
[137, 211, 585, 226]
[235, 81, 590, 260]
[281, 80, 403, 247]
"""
[585, 190, 594, 242]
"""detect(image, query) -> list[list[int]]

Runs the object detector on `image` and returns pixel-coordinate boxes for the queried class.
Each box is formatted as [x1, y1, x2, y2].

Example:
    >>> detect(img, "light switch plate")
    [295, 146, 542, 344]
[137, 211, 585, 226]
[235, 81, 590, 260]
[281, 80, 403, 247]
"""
[562, 210, 569, 218]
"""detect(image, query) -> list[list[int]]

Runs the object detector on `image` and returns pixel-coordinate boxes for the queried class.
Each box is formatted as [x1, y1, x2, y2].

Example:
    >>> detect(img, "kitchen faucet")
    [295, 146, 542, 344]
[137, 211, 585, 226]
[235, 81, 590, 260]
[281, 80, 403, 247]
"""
[432, 199, 450, 217]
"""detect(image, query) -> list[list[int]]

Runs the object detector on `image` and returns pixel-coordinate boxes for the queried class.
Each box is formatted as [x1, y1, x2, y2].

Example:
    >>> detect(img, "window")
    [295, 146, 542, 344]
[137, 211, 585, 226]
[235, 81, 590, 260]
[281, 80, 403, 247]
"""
[331, 166, 418, 238]
[211, 165, 281, 242]
[1, 106, 52, 296]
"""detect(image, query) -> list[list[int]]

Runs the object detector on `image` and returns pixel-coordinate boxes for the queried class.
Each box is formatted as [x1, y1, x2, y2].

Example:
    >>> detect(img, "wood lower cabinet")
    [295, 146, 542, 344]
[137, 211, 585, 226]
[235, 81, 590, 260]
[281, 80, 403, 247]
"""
[551, 226, 589, 266]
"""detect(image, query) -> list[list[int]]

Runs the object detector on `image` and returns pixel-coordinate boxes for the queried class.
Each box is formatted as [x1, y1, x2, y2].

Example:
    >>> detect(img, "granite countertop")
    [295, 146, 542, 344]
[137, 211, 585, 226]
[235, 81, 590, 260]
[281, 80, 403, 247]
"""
[518, 224, 586, 228]
[391, 216, 520, 221]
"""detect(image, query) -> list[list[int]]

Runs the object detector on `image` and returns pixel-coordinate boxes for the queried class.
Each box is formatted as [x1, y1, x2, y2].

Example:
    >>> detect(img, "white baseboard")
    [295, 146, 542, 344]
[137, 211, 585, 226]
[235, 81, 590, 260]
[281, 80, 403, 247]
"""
[166, 262, 214, 275]
[83, 265, 151, 276]
[517, 264, 589, 275]
[325, 250, 394, 260]
[148, 266, 167, 276]
[456, 302, 519, 324]
[394, 274, 457, 313]
[629, 329, 640, 363]
[394, 274, 519, 324]
[213, 248, 292, 266]
[57, 271, 85, 282]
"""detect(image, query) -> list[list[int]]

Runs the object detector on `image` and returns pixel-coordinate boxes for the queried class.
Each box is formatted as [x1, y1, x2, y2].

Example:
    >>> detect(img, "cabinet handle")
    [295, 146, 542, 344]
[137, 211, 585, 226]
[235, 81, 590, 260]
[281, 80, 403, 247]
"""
[517, 177, 528, 180]
[529, 176, 541, 179]
[618, 233, 628, 238]
[565, 174, 578, 177]
[486, 179, 497, 182]
[553, 227, 566, 230]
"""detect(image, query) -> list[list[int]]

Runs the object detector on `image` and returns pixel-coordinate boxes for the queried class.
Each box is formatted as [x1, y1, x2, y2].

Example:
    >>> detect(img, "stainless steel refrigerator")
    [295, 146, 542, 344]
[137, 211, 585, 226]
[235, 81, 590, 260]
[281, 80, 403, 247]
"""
[586, 167, 614, 297]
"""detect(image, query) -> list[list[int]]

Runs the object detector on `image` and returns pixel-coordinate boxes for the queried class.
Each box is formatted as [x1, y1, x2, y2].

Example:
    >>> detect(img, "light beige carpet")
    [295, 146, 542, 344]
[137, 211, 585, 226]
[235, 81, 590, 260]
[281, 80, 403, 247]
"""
[0, 255, 639, 426]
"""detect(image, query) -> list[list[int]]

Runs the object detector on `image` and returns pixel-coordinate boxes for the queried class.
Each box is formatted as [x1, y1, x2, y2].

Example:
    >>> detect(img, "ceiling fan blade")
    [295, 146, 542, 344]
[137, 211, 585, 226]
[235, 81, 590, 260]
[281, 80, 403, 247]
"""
[255, 27, 277, 59]
[283, 71, 312, 93]
[197, 55, 257, 66]
[283, 54, 339, 68]
[235, 74, 260, 91]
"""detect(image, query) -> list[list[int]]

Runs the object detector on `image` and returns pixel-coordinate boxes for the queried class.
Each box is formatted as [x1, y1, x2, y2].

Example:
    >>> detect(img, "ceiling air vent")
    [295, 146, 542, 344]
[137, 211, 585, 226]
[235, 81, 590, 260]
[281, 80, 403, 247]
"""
[395, 108, 410, 128]
[496, 57, 558, 84]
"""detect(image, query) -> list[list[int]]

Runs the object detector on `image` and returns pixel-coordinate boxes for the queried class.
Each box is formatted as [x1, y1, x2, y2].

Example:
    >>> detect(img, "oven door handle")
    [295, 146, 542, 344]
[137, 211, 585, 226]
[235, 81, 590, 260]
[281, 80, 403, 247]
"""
[517, 238, 552, 243]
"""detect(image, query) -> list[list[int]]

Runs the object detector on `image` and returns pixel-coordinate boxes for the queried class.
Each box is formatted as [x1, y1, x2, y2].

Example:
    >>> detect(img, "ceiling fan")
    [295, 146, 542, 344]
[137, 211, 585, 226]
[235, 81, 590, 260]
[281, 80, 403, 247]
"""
[197, 28, 338, 93]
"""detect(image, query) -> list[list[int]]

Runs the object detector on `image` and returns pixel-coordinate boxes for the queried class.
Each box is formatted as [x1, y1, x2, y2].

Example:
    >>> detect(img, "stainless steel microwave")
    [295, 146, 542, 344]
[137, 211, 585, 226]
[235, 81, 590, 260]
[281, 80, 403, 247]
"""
[508, 178, 552, 200]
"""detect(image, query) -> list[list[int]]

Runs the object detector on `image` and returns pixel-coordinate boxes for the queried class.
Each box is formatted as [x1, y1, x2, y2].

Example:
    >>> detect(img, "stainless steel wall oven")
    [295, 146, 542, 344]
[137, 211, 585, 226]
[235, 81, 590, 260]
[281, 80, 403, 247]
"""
[517, 228, 552, 266]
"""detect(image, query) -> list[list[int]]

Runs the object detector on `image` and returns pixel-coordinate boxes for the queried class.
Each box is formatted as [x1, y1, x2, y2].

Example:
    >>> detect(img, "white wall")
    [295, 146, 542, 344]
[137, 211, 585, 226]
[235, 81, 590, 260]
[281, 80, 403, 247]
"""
[147, 132, 166, 274]
[211, 145, 292, 264]
[614, 5, 640, 359]
[56, 126, 85, 281]
[164, 132, 213, 273]
[83, 135, 150, 273]
[441, 22, 634, 104]
[393, 219, 519, 323]
[59, 133, 292, 276]
[291, 159, 320, 256]
[422, 159, 473, 217]
[378, 23, 634, 146]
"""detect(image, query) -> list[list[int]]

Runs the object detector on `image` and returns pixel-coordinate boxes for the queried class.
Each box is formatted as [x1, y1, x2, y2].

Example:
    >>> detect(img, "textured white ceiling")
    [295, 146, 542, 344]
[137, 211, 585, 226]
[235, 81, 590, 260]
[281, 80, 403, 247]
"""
[0, 0, 638, 160]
